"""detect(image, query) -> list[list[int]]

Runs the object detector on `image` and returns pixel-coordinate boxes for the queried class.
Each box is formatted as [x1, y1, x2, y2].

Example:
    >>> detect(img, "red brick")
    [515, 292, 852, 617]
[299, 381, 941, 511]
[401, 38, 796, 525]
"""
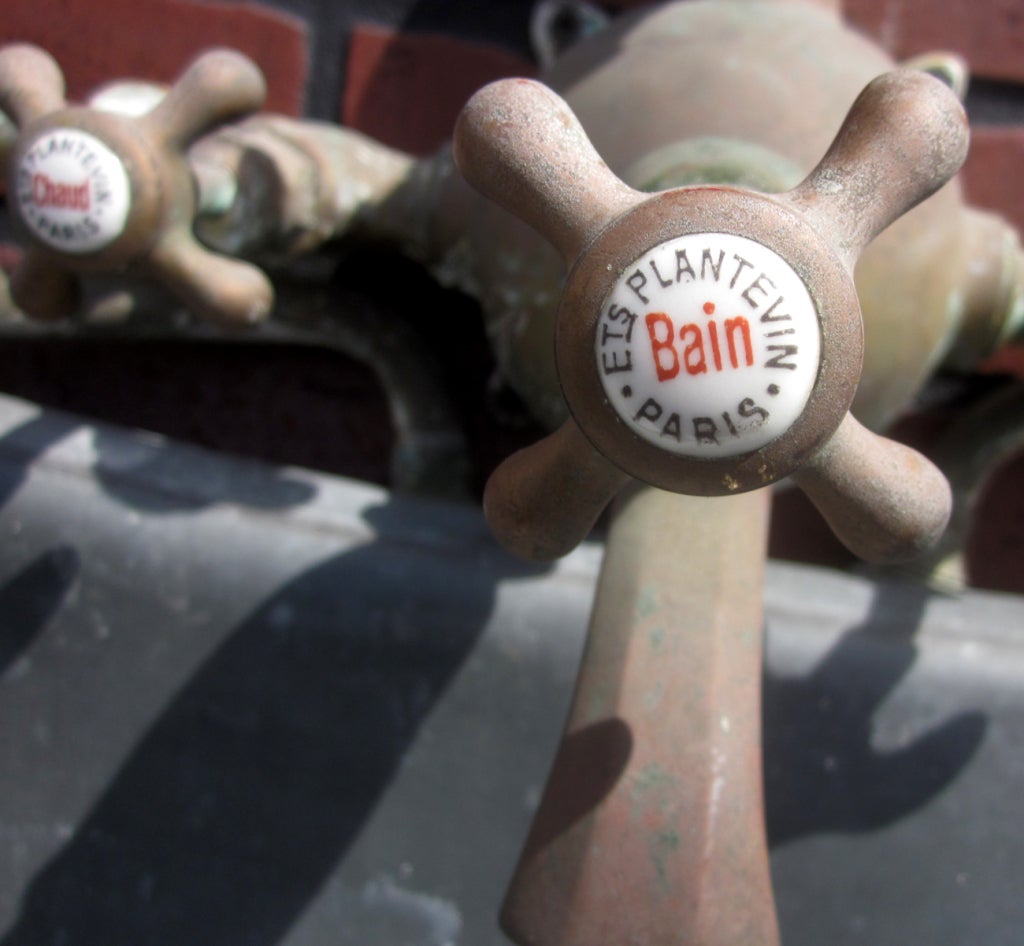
[844, 0, 1024, 85]
[0, 0, 308, 116]
[343, 25, 536, 156]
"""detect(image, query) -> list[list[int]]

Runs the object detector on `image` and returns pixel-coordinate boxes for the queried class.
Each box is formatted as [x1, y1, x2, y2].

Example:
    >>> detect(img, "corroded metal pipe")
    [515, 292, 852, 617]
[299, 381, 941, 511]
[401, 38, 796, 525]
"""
[502, 485, 777, 946]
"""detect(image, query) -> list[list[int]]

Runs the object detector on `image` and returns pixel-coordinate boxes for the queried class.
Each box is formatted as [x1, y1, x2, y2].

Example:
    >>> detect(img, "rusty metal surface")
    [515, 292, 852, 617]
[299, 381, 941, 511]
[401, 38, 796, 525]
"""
[501, 485, 778, 946]
[190, 116, 454, 267]
[455, 70, 960, 562]
[453, 76, 641, 270]
[482, 418, 628, 561]
[793, 412, 953, 563]
[0, 45, 272, 324]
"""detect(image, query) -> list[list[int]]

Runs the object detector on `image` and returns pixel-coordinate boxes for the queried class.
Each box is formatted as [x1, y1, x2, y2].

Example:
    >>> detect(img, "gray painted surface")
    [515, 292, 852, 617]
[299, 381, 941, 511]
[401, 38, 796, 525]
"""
[0, 394, 1020, 945]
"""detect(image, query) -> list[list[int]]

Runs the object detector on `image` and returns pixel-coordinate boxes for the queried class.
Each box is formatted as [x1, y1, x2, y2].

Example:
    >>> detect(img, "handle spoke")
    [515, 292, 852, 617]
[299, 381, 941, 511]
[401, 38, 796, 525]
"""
[143, 48, 266, 150]
[785, 70, 968, 270]
[793, 413, 952, 563]
[455, 78, 642, 268]
[9, 249, 79, 321]
[484, 418, 629, 561]
[147, 227, 273, 326]
[0, 44, 65, 127]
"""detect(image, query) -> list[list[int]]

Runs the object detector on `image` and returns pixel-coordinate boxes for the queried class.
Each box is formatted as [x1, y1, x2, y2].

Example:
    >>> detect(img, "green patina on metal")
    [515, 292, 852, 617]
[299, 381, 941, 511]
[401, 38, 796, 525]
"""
[651, 828, 682, 891]
[630, 763, 677, 813]
[636, 583, 660, 620]
[649, 624, 667, 651]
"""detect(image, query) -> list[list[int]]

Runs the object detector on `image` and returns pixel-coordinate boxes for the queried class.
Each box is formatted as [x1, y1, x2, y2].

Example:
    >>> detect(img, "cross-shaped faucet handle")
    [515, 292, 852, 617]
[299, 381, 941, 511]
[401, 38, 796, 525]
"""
[454, 71, 967, 563]
[0, 43, 272, 324]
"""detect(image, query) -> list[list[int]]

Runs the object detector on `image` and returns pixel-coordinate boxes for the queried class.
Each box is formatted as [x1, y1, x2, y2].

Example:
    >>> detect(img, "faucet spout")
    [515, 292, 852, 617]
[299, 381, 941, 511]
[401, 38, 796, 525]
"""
[501, 485, 778, 946]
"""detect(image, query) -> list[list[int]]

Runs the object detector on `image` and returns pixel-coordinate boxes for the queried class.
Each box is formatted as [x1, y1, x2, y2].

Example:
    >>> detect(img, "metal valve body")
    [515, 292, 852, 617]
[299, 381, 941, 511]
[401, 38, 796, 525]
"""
[452, 0, 1007, 434]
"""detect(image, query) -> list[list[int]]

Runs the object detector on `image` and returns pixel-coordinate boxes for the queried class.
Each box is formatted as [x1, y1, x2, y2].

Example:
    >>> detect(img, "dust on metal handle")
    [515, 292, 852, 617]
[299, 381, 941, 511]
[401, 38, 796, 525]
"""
[0, 43, 273, 325]
[454, 71, 967, 564]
